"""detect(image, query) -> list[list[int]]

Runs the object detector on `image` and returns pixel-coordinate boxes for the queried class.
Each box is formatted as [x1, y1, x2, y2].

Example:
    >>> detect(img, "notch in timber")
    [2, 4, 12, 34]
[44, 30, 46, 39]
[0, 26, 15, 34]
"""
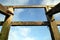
[0, 4, 14, 16]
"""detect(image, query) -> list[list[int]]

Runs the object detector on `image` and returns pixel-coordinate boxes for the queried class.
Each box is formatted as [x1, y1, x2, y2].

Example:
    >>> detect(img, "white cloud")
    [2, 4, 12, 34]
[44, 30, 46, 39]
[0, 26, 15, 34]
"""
[8, 31, 19, 40]
[19, 28, 31, 37]
[14, 9, 24, 13]
[13, 9, 24, 21]
[53, 13, 60, 19]
[58, 26, 60, 32]
[8, 27, 31, 40]
[0, 26, 2, 32]
[13, 0, 29, 5]
[1, 0, 29, 5]
[0, 14, 5, 21]
[24, 37, 35, 40]
[41, 0, 60, 5]
[54, 13, 60, 16]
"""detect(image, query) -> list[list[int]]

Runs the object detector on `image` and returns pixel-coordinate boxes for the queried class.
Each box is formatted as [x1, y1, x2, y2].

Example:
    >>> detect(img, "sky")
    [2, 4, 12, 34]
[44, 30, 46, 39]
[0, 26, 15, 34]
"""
[0, 0, 60, 5]
[13, 8, 47, 21]
[0, 0, 60, 40]
[8, 26, 52, 40]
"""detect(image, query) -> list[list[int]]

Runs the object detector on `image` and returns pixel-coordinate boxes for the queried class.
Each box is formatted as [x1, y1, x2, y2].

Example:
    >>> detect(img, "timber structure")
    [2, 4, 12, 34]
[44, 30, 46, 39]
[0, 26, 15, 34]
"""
[0, 3, 60, 40]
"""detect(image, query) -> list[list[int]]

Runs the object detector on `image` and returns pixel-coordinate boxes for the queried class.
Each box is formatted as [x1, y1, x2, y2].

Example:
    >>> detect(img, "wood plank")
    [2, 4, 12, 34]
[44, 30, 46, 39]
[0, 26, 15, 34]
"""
[5, 5, 54, 8]
[0, 21, 60, 26]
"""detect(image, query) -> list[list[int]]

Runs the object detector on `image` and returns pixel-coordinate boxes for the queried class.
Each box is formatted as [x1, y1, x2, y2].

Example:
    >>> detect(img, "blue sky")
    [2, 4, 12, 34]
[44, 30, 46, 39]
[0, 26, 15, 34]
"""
[13, 8, 47, 21]
[0, 0, 60, 40]
[8, 26, 52, 40]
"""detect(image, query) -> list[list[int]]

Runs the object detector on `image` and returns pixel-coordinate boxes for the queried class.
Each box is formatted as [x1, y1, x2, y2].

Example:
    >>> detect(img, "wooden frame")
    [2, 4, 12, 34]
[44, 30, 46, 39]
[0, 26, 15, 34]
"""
[0, 3, 60, 40]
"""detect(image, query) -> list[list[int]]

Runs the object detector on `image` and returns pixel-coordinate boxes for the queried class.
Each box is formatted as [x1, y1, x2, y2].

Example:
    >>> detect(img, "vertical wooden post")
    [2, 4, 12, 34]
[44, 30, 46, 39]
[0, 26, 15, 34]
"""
[46, 6, 60, 40]
[49, 16, 60, 40]
[0, 7, 14, 40]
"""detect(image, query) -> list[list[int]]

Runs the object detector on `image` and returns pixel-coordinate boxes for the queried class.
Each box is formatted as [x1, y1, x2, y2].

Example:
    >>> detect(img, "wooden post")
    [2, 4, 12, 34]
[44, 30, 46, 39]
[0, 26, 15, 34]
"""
[0, 7, 13, 40]
[46, 6, 60, 40]
[49, 16, 60, 40]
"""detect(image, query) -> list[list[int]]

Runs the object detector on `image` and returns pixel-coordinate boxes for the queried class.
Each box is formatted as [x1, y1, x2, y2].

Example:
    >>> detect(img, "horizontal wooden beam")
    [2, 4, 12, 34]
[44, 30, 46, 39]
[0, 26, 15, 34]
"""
[0, 21, 60, 26]
[0, 21, 48, 26]
[5, 5, 54, 8]
[11, 21, 48, 26]
[56, 21, 60, 26]
[2, 4, 59, 16]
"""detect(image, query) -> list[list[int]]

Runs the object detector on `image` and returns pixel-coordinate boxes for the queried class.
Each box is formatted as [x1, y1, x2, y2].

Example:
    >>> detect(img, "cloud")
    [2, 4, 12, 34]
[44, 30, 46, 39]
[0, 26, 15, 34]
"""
[19, 27, 31, 37]
[13, 0, 29, 5]
[54, 13, 60, 17]
[23, 37, 35, 40]
[41, 0, 60, 5]
[0, 26, 2, 32]
[0, 14, 5, 21]
[58, 26, 60, 32]
[12, 9, 24, 21]
[8, 27, 31, 40]
[53, 13, 60, 20]
[8, 31, 19, 40]
[0, 0, 29, 5]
